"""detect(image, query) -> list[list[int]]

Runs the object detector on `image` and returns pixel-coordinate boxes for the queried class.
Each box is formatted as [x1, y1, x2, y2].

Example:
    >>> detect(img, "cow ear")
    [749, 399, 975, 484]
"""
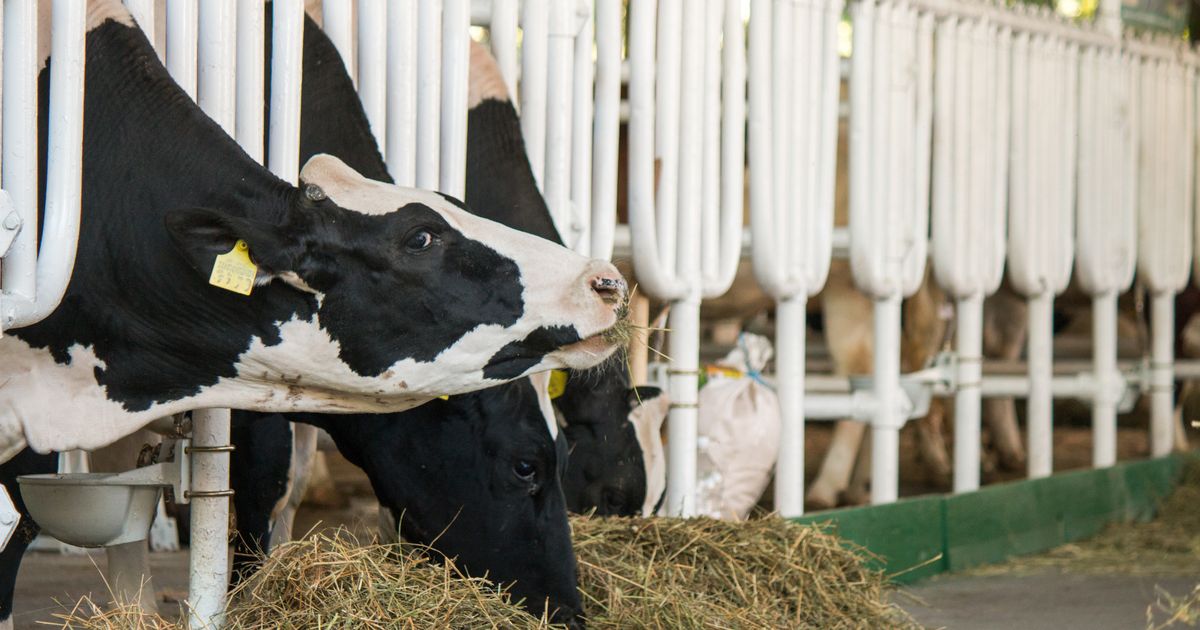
[163, 207, 302, 287]
[628, 386, 663, 408]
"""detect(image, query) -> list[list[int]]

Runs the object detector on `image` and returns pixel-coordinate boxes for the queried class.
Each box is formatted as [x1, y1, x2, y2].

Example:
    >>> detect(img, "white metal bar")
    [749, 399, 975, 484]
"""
[322, 1, 356, 84]
[1150, 292, 1174, 457]
[489, 0, 520, 102]
[1, 0, 86, 331]
[871, 295, 903, 504]
[664, 299, 701, 517]
[1093, 291, 1119, 467]
[123, 0, 160, 57]
[386, 1, 417, 185]
[416, 0, 443, 189]
[166, 0, 198, 99]
[269, 0, 305, 186]
[186, 408, 232, 628]
[590, 0, 621, 259]
[198, 0, 236, 135]
[1027, 291, 1053, 478]
[1, 0, 40, 326]
[358, 0, 388, 155]
[570, 0, 595, 254]
[236, 0, 266, 164]
[520, 0, 549, 187]
[954, 294, 983, 493]
[441, 0, 470, 197]
[775, 296, 806, 517]
[626, 0, 685, 301]
[705, 0, 746, 297]
[544, 0, 575, 238]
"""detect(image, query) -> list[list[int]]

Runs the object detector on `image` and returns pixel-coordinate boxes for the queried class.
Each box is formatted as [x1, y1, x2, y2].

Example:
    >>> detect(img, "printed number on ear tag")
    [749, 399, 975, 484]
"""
[209, 239, 258, 296]
[548, 370, 568, 400]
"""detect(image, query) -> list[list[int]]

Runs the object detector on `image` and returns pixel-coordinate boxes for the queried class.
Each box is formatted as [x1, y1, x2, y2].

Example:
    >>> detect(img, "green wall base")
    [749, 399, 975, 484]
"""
[793, 453, 1192, 584]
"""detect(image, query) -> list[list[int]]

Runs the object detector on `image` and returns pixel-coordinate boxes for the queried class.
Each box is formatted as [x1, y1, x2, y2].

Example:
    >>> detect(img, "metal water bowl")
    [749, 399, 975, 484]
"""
[18, 473, 163, 548]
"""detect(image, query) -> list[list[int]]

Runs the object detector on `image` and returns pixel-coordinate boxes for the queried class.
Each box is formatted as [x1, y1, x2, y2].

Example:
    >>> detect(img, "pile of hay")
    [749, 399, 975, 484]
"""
[572, 516, 916, 628]
[52, 517, 913, 629]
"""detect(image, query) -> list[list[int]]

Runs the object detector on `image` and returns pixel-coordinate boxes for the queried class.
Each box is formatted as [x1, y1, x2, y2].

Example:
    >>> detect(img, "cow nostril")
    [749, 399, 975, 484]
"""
[591, 275, 626, 305]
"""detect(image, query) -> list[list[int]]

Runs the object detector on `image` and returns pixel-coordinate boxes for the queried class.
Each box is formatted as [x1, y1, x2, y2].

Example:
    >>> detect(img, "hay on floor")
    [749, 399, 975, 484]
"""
[49, 517, 912, 629]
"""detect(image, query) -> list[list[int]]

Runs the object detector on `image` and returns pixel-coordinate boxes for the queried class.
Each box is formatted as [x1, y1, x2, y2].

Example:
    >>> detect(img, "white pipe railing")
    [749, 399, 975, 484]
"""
[628, 0, 744, 517]
[931, 14, 1012, 494]
[1007, 31, 1078, 479]
[0, 0, 86, 333]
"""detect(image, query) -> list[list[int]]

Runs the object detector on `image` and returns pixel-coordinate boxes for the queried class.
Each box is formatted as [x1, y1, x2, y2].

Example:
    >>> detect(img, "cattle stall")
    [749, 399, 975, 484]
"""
[0, 0, 1197, 626]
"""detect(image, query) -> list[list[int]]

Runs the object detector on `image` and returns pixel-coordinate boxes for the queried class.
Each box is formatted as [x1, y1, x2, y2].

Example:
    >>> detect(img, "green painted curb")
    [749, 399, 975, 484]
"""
[793, 453, 1192, 584]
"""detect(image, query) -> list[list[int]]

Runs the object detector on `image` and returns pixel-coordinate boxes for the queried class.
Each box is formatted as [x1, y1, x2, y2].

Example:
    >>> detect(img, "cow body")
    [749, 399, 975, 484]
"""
[0, 2, 626, 462]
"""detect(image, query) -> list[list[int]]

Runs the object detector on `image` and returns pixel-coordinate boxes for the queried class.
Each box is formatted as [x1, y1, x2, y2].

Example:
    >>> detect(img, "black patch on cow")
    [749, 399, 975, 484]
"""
[246, 380, 583, 625]
[465, 99, 563, 244]
[0, 449, 56, 623]
[312, 204, 525, 374]
[229, 413, 292, 585]
[556, 363, 651, 517]
[482, 325, 583, 380]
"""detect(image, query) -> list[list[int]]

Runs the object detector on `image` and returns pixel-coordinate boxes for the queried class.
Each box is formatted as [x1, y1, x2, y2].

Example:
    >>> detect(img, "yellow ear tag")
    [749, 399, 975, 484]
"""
[437, 395, 450, 401]
[548, 370, 568, 400]
[209, 239, 257, 296]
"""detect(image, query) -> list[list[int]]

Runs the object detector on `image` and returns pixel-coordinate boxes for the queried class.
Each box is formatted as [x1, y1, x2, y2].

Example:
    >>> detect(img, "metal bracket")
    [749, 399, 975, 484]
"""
[0, 191, 20, 259]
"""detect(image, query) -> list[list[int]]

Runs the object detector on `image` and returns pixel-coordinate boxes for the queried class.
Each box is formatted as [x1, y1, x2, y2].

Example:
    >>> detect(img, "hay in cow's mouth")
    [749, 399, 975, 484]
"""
[50, 517, 915, 629]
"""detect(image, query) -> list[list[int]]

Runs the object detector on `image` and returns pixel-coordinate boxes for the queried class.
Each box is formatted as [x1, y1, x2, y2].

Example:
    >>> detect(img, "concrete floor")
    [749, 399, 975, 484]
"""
[897, 570, 1198, 630]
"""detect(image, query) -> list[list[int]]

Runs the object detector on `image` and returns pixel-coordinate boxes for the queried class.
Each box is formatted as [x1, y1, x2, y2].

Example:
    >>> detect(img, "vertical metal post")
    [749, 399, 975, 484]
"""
[872, 295, 904, 504]
[416, 0, 443, 189]
[236, 0, 265, 163]
[387, 1, 417, 185]
[521, 0, 549, 187]
[1027, 291, 1054, 477]
[775, 296, 807, 515]
[954, 294, 983, 492]
[441, 0, 469, 197]
[1150, 292, 1175, 456]
[322, 1, 356, 84]
[166, 0, 198, 99]
[544, 0, 575, 239]
[570, 0, 596, 254]
[358, 0, 388, 154]
[490, 0, 520, 101]
[185, 409, 231, 628]
[1092, 290, 1118, 467]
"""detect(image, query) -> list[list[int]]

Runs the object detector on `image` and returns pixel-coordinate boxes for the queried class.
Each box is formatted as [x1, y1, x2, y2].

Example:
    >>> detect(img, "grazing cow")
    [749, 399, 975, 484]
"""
[0, 1, 628, 466]
[557, 368, 669, 517]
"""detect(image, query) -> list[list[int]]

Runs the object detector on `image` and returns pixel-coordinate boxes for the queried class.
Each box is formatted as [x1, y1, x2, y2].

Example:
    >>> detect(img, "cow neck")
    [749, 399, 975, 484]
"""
[9, 18, 315, 414]
[464, 99, 563, 244]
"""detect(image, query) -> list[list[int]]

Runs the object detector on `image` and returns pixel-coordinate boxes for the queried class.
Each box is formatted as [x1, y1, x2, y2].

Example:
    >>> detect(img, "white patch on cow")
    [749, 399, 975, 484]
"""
[468, 41, 511, 108]
[528, 371, 558, 440]
[628, 391, 670, 517]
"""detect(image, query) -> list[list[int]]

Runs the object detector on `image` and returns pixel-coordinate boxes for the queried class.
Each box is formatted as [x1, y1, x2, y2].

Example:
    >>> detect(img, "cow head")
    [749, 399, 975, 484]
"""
[164, 155, 627, 413]
[556, 367, 669, 516]
[306, 380, 583, 627]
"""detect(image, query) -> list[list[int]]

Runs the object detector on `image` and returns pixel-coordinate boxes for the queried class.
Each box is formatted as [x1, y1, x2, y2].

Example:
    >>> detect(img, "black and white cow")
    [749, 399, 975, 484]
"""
[0, 1, 627, 465]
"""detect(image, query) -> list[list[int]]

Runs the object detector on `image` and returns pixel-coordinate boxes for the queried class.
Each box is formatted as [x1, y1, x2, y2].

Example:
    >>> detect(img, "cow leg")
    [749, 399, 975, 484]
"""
[807, 263, 874, 510]
[982, 291, 1028, 471]
[90, 432, 160, 614]
[269, 423, 320, 549]
[0, 449, 56, 630]
[843, 431, 873, 506]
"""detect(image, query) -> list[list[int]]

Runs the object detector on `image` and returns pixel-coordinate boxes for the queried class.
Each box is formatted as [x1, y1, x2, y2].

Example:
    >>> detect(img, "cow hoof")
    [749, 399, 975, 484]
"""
[804, 486, 840, 511]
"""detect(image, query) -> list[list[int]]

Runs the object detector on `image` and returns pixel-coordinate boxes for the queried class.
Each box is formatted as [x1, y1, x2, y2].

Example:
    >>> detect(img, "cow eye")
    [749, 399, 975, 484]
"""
[404, 229, 435, 252]
[513, 460, 537, 482]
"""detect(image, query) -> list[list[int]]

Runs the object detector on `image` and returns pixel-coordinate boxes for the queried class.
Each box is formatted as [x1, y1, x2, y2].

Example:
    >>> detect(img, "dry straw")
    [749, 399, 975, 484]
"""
[47, 517, 915, 629]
